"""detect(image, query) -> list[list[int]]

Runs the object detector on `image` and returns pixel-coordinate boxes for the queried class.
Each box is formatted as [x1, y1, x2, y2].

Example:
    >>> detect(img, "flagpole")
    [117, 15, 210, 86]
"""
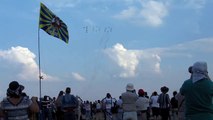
[38, 28, 43, 120]
[38, 29, 42, 100]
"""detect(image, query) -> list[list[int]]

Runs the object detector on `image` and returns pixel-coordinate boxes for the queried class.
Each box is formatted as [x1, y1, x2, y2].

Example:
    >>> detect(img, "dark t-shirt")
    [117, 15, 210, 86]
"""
[170, 97, 178, 108]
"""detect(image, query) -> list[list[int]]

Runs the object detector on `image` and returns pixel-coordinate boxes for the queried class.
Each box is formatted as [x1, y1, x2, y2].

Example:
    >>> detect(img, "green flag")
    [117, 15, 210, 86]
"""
[39, 3, 69, 43]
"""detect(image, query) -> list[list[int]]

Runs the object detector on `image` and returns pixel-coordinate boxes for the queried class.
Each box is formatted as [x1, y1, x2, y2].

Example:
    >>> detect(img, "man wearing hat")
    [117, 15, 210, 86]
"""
[0, 81, 39, 119]
[180, 61, 213, 120]
[121, 83, 138, 120]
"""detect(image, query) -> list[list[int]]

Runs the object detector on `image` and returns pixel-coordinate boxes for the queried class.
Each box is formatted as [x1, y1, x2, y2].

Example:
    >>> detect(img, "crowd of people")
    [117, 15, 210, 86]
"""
[0, 61, 212, 120]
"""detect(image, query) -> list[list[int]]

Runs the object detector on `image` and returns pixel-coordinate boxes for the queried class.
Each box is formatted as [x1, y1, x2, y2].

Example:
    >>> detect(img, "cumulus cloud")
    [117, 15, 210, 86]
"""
[72, 72, 86, 81]
[104, 38, 213, 78]
[0, 46, 57, 81]
[113, 0, 169, 27]
[104, 43, 161, 78]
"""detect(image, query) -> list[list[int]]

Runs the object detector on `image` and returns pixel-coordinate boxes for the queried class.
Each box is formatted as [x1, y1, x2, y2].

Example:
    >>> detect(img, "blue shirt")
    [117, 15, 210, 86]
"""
[61, 94, 78, 109]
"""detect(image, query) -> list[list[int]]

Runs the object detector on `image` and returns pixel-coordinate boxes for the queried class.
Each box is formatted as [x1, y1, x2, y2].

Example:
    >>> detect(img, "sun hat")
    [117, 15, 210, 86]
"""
[7, 81, 24, 97]
[126, 83, 134, 91]
[192, 61, 209, 83]
[9, 81, 24, 91]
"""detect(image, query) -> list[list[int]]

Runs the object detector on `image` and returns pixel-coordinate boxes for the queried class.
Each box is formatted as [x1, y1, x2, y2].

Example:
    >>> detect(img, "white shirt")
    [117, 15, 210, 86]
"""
[102, 97, 116, 110]
[150, 95, 159, 108]
[136, 96, 149, 111]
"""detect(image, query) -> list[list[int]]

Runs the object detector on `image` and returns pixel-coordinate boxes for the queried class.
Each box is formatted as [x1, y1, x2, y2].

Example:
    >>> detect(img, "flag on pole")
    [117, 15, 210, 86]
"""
[39, 3, 69, 43]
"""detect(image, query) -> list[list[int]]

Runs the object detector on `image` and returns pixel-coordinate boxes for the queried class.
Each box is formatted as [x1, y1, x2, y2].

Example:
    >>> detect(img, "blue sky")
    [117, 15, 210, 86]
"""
[0, 0, 213, 101]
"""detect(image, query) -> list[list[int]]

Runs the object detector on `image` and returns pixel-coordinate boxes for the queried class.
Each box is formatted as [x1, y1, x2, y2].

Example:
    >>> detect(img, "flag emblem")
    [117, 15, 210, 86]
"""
[39, 3, 69, 43]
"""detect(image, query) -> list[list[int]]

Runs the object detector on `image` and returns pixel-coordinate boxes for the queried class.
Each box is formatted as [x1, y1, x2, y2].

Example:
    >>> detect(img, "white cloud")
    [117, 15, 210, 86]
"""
[155, 38, 213, 57]
[104, 43, 161, 78]
[72, 72, 86, 81]
[114, 6, 138, 19]
[184, 0, 206, 9]
[0, 46, 57, 81]
[113, 0, 169, 27]
[140, 0, 168, 27]
[104, 38, 213, 78]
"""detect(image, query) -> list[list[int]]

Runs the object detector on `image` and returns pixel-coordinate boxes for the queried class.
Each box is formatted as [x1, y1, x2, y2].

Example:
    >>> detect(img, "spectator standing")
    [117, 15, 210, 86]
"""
[61, 87, 78, 120]
[136, 89, 149, 120]
[175, 93, 185, 120]
[41, 95, 52, 120]
[102, 93, 116, 120]
[55, 90, 64, 120]
[180, 61, 213, 120]
[170, 91, 178, 120]
[157, 86, 170, 120]
[150, 91, 160, 120]
[95, 100, 104, 120]
[175, 66, 192, 120]
[116, 96, 123, 120]
[85, 100, 91, 120]
[121, 83, 138, 120]
[0, 81, 39, 119]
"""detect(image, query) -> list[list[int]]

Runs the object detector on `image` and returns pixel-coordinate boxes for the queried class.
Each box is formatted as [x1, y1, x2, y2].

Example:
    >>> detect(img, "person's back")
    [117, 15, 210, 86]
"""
[1, 96, 32, 120]
[150, 95, 159, 108]
[62, 94, 78, 109]
[122, 92, 138, 112]
[121, 83, 138, 120]
[170, 91, 178, 109]
[0, 81, 39, 120]
[136, 89, 149, 111]
[180, 78, 213, 119]
[180, 61, 213, 120]
[61, 87, 78, 120]
[102, 93, 116, 120]
[175, 92, 185, 120]
[150, 92, 160, 120]
[170, 91, 178, 120]
[136, 89, 149, 120]
[157, 86, 170, 120]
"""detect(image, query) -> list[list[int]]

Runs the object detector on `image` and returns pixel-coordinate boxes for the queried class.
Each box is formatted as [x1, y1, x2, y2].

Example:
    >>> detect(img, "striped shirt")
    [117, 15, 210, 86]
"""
[157, 93, 170, 109]
[1, 97, 32, 120]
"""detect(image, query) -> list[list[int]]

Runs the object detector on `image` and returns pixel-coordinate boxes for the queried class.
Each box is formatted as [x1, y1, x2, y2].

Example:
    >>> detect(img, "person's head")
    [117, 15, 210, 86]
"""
[161, 86, 169, 94]
[153, 91, 158, 96]
[138, 89, 145, 97]
[191, 61, 210, 83]
[7, 81, 24, 98]
[43, 95, 49, 101]
[126, 83, 135, 92]
[65, 87, 71, 94]
[173, 91, 177, 96]
[58, 90, 64, 96]
[106, 93, 111, 98]
[119, 96, 122, 99]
